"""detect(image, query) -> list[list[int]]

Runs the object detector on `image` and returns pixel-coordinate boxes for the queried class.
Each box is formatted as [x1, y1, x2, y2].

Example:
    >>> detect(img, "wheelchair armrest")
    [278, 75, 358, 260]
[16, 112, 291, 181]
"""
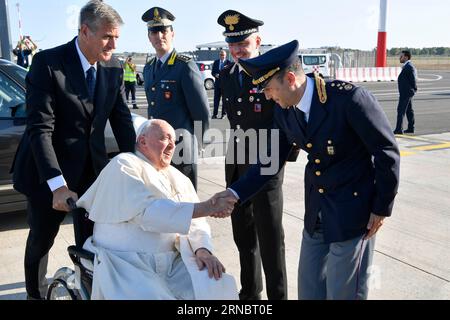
[67, 245, 95, 262]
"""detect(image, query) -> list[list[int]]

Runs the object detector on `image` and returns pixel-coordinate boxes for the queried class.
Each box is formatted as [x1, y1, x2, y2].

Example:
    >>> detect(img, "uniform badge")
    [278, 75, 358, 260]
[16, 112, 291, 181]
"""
[327, 146, 335, 156]
[249, 96, 255, 103]
[254, 104, 262, 112]
[164, 91, 172, 100]
[224, 14, 240, 31]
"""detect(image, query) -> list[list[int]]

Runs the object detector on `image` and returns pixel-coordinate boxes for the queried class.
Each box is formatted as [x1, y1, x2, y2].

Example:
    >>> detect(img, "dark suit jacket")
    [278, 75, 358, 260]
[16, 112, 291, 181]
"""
[212, 59, 231, 85]
[398, 61, 417, 97]
[231, 74, 400, 243]
[12, 38, 136, 196]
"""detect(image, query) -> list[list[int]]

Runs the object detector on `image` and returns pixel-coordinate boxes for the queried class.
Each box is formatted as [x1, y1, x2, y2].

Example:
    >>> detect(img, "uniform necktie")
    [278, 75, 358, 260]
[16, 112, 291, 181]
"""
[295, 107, 308, 131]
[154, 59, 162, 76]
[86, 66, 96, 101]
[237, 69, 243, 87]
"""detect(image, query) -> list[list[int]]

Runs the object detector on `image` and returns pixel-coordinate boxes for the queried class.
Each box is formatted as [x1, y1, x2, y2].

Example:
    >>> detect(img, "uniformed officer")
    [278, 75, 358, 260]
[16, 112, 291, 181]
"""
[216, 10, 298, 300]
[142, 7, 210, 189]
[217, 40, 400, 299]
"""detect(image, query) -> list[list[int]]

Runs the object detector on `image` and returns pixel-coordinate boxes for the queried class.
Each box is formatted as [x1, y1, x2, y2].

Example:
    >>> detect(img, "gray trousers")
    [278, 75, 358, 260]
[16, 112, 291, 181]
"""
[298, 218, 375, 300]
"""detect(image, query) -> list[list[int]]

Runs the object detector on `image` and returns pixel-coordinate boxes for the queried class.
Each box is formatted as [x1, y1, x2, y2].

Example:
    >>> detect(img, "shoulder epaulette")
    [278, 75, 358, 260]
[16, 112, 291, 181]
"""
[328, 79, 355, 93]
[175, 54, 192, 63]
[314, 72, 327, 104]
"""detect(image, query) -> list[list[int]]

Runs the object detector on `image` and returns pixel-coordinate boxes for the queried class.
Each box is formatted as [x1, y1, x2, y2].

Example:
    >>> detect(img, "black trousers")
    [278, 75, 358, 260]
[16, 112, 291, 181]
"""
[230, 167, 287, 300]
[395, 94, 415, 132]
[212, 85, 226, 117]
[24, 172, 94, 299]
[125, 81, 137, 108]
[172, 162, 197, 191]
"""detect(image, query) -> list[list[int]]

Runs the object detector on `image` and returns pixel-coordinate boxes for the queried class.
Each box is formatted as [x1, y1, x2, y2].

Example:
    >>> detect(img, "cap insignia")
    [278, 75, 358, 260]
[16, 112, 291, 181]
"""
[224, 14, 240, 31]
[154, 8, 161, 23]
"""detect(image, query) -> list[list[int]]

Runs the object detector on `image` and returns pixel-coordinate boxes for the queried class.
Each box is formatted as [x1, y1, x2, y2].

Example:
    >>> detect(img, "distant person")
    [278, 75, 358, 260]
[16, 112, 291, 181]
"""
[394, 50, 417, 134]
[142, 7, 210, 190]
[10, 0, 136, 300]
[124, 56, 138, 109]
[13, 36, 37, 69]
[211, 50, 231, 119]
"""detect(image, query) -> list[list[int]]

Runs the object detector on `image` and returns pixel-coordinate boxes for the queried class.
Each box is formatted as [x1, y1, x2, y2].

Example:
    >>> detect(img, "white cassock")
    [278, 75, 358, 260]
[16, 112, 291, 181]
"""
[77, 151, 238, 300]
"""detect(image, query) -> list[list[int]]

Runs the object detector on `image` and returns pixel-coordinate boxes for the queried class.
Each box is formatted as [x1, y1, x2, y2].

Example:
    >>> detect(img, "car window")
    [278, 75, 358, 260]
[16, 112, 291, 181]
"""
[302, 55, 327, 66]
[4, 64, 28, 81]
[0, 71, 26, 118]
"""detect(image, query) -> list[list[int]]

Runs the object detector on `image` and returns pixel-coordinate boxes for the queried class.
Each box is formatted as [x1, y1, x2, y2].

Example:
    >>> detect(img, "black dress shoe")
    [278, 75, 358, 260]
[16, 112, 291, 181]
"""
[212, 115, 218, 119]
[393, 130, 403, 135]
[404, 129, 414, 134]
[238, 292, 262, 300]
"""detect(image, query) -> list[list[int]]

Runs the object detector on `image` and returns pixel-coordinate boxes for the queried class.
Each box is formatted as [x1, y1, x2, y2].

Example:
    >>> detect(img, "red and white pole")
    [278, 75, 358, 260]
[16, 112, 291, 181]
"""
[376, 0, 388, 67]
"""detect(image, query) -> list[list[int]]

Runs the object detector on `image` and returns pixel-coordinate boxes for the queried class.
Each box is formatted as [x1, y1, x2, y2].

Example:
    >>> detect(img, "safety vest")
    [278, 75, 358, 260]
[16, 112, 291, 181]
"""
[124, 63, 136, 83]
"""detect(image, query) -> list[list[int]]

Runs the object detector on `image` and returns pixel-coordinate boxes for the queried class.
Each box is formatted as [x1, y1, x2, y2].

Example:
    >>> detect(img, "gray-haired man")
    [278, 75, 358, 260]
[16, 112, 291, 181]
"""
[11, 0, 136, 299]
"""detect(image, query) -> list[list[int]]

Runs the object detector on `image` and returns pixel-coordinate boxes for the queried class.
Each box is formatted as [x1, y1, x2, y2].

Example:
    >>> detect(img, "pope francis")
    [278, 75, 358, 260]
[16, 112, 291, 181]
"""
[77, 119, 238, 300]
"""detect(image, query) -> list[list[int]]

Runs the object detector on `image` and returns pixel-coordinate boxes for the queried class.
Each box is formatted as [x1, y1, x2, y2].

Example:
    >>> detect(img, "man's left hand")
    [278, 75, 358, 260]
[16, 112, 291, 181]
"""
[365, 213, 386, 240]
[195, 248, 225, 280]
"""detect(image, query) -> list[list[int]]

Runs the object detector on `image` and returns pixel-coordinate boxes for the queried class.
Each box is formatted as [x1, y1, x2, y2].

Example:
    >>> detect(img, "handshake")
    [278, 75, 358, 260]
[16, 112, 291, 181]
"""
[193, 190, 238, 219]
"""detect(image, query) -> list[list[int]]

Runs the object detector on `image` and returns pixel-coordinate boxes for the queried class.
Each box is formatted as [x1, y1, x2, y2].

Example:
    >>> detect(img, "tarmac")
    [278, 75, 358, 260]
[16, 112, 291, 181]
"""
[0, 133, 449, 300]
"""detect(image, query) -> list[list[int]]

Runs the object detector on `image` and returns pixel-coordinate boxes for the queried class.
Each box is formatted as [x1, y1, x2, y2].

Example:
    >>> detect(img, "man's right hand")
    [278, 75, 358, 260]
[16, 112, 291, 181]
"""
[52, 186, 78, 213]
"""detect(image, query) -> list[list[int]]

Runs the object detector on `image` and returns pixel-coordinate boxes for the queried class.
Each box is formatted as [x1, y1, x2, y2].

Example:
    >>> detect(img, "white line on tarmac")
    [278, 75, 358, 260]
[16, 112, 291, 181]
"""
[417, 74, 443, 81]
[373, 89, 450, 97]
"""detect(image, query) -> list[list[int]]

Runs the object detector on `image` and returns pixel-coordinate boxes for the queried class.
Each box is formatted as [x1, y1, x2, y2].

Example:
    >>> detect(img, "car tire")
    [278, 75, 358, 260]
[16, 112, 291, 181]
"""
[204, 79, 215, 90]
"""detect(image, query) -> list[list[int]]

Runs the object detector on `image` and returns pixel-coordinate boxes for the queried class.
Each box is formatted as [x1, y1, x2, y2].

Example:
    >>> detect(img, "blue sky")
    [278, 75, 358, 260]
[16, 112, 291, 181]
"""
[6, 0, 450, 53]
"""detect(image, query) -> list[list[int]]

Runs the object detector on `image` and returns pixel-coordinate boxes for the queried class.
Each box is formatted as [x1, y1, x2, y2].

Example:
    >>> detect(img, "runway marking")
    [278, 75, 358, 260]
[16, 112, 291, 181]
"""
[374, 89, 450, 96]
[417, 74, 443, 81]
[400, 150, 416, 157]
[394, 134, 450, 144]
[410, 142, 450, 151]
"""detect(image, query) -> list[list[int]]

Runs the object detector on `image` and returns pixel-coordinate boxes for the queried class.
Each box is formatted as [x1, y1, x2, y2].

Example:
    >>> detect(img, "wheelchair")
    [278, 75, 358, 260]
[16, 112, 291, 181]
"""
[46, 197, 95, 300]
[46, 245, 94, 300]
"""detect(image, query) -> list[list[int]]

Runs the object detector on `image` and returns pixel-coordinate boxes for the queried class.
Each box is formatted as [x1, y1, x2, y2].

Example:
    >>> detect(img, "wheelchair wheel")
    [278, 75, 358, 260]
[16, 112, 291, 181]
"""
[46, 267, 80, 300]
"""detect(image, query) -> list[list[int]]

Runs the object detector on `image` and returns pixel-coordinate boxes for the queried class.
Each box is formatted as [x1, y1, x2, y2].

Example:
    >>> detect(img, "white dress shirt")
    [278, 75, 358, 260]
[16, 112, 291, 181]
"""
[295, 76, 314, 122]
[156, 49, 173, 65]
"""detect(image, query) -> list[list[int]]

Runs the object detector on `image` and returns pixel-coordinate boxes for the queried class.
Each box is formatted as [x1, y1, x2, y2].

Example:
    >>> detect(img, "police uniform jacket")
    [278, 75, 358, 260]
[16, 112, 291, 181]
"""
[221, 63, 287, 184]
[143, 51, 210, 163]
[231, 74, 400, 243]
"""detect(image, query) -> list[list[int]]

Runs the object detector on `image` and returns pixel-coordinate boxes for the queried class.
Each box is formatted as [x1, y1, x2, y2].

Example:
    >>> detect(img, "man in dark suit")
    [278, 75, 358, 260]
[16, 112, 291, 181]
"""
[214, 40, 400, 299]
[394, 50, 417, 134]
[10, 0, 136, 299]
[215, 10, 299, 300]
[211, 50, 231, 119]
[142, 7, 210, 190]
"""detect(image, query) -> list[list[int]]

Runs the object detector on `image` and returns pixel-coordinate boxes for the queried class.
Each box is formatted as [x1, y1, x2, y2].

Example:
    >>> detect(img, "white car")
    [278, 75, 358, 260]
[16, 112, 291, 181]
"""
[195, 61, 215, 90]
